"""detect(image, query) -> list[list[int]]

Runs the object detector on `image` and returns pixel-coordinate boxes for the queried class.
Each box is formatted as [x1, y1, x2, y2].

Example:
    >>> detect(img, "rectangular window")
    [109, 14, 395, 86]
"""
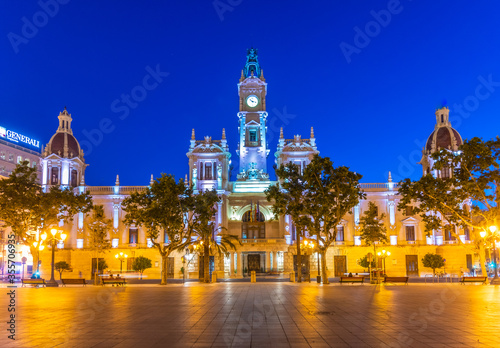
[464, 227, 470, 241]
[442, 167, 450, 178]
[9, 154, 14, 162]
[406, 226, 416, 241]
[129, 228, 138, 244]
[249, 130, 257, 142]
[57, 241, 64, 249]
[444, 226, 455, 241]
[204, 162, 212, 180]
[32, 161, 37, 168]
[51, 167, 59, 185]
[336, 226, 344, 242]
[354, 236, 361, 246]
[112, 238, 119, 248]
[390, 235, 398, 245]
[0, 152, 5, 160]
[277, 251, 284, 272]
[76, 239, 84, 249]
[147, 238, 153, 248]
[164, 231, 169, 243]
[17, 156, 22, 164]
[405, 206, 413, 216]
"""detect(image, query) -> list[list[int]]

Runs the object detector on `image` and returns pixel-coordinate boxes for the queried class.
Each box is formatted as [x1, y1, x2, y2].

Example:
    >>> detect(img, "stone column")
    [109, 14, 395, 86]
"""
[237, 252, 243, 278]
[266, 251, 271, 272]
[230, 252, 235, 278]
[273, 251, 278, 271]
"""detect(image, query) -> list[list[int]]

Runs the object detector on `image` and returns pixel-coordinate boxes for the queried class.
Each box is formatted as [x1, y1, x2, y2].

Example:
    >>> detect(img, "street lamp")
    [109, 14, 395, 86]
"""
[42, 228, 67, 287]
[31, 240, 45, 275]
[115, 252, 128, 273]
[377, 249, 391, 276]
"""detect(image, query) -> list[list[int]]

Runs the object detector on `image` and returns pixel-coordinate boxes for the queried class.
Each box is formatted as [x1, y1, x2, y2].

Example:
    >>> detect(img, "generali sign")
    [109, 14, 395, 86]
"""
[0, 126, 40, 148]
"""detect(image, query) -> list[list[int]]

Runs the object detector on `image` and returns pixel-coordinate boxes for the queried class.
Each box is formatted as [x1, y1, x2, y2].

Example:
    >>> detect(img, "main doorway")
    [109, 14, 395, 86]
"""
[334, 255, 347, 276]
[406, 255, 419, 276]
[248, 254, 261, 272]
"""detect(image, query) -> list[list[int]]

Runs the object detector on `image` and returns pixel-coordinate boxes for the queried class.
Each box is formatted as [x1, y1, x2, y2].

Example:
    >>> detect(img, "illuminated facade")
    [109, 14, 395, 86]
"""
[3, 50, 482, 281]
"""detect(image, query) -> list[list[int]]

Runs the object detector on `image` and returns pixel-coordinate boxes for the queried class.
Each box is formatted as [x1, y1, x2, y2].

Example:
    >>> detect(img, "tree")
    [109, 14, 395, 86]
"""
[122, 174, 192, 285]
[358, 254, 376, 270]
[422, 253, 445, 277]
[87, 205, 112, 285]
[55, 261, 71, 279]
[398, 137, 500, 276]
[0, 161, 93, 271]
[266, 162, 309, 282]
[132, 256, 152, 279]
[98, 259, 108, 273]
[359, 202, 388, 261]
[188, 189, 240, 283]
[302, 155, 365, 284]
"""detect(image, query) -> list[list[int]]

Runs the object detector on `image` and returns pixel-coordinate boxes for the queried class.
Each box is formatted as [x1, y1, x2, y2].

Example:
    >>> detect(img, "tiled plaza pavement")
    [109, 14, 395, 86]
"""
[1, 282, 500, 348]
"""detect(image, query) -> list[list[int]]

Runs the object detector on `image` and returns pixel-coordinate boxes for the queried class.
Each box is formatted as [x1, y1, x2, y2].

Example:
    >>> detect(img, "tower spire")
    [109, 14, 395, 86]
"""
[222, 128, 226, 139]
[310, 127, 314, 138]
[280, 127, 284, 139]
[243, 48, 261, 78]
[191, 128, 195, 140]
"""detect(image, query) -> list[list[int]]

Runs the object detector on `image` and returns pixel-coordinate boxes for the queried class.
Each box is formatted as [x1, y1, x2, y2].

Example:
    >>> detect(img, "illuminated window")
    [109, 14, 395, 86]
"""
[112, 238, 119, 248]
[249, 130, 257, 142]
[32, 161, 37, 168]
[17, 156, 22, 164]
[76, 239, 84, 249]
[336, 226, 344, 241]
[0, 152, 5, 160]
[129, 228, 138, 244]
[277, 251, 284, 272]
[406, 226, 415, 241]
[464, 227, 470, 241]
[51, 167, 59, 185]
[354, 236, 361, 246]
[204, 162, 212, 180]
[390, 235, 398, 245]
[147, 238, 153, 248]
[8, 154, 14, 162]
[57, 241, 64, 249]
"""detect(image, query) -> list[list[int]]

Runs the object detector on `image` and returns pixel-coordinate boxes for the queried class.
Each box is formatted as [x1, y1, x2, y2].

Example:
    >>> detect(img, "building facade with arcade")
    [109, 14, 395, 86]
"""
[5, 50, 481, 281]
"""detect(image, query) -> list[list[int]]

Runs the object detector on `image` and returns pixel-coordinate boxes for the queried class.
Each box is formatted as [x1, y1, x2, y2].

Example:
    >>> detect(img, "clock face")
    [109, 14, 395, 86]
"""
[246, 95, 259, 107]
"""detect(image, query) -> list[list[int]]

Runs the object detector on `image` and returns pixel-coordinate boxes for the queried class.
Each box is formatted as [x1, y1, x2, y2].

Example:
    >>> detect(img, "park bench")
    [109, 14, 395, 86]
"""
[460, 276, 487, 285]
[61, 278, 86, 286]
[22, 279, 46, 287]
[102, 278, 126, 286]
[339, 276, 364, 284]
[383, 277, 409, 284]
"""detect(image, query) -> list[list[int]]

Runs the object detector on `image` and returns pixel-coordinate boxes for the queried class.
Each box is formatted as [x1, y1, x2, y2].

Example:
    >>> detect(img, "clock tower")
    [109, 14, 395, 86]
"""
[236, 48, 270, 181]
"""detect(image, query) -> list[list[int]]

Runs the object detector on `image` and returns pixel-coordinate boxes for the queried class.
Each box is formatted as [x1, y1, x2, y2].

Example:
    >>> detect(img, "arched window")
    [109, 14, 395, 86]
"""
[444, 226, 456, 241]
[71, 170, 78, 187]
[241, 210, 265, 239]
[51, 167, 59, 185]
[205, 162, 212, 180]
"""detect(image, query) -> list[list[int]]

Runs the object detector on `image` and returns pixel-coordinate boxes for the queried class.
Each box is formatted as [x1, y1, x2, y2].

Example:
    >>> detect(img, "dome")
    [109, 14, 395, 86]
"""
[425, 126, 462, 152]
[48, 132, 81, 158]
[424, 107, 463, 153]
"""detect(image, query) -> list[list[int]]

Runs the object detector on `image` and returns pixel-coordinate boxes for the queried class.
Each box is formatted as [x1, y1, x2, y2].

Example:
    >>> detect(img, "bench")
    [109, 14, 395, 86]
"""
[339, 276, 364, 284]
[22, 279, 46, 287]
[61, 278, 86, 286]
[460, 276, 487, 285]
[383, 277, 409, 284]
[102, 278, 126, 286]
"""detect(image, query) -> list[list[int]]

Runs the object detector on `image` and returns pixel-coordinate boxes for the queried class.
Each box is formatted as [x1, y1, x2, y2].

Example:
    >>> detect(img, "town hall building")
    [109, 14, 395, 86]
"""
[6, 49, 479, 281]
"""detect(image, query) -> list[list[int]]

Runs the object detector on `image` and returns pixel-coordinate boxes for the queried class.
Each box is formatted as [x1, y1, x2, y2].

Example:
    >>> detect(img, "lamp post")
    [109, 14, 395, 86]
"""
[43, 228, 67, 287]
[377, 249, 391, 277]
[115, 252, 128, 273]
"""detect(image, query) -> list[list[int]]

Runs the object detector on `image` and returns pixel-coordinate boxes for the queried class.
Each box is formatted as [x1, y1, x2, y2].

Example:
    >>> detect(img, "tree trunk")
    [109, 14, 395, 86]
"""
[320, 249, 329, 284]
[161, 254, 168, 285]
[296, 232, 302, 283]
[94, 252, 99, 285]
[29, 244, 39, 275]
[479, 244, 487, 277]
[204, 243, 210, 283]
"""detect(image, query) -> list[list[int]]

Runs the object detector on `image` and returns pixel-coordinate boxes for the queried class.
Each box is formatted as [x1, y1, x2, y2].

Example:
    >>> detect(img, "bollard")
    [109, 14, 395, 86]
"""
[211, 272, 217, 283]
[251, 271, 256, 283]
[289, 272, 295, 282]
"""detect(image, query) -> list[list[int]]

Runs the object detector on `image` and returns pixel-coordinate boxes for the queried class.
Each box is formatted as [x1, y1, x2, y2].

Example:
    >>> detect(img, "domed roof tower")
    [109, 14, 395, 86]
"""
[420, 106, 462, 178]
[41, 108, 87, 189]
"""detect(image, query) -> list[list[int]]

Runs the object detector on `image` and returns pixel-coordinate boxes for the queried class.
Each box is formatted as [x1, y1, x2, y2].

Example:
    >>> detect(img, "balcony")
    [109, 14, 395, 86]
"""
[240, 238, 285, 244]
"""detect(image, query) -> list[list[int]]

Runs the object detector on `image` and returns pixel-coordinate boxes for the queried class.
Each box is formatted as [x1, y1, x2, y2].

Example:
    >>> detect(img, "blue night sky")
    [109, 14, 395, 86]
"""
[1, 1, 499, 186]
